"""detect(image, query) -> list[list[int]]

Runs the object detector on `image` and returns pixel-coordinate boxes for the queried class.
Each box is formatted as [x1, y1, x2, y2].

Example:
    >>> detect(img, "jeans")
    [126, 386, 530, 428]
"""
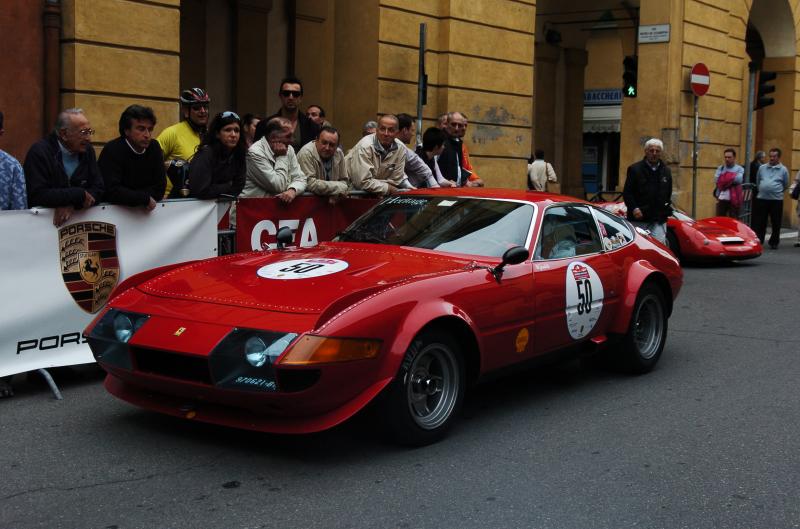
[632, 220, 667, 245]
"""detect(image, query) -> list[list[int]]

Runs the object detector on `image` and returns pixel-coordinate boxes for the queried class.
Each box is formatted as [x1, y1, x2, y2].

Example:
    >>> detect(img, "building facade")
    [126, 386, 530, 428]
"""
[1, 0, 798, 225]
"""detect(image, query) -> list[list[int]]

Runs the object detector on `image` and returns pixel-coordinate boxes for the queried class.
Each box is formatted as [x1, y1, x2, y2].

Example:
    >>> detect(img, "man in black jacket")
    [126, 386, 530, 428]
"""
[255, 77, 319, 150]
[24, 108, 103, 226]
[98, 105, 165, 211]
[623, 138, 672, 244]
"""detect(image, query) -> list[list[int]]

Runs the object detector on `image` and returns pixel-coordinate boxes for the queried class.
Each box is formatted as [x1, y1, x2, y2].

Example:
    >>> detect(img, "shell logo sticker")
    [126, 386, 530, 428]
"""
[515, 328, 530, 353]
[257, 258, 349, 280]
[565, 262, 605, 339]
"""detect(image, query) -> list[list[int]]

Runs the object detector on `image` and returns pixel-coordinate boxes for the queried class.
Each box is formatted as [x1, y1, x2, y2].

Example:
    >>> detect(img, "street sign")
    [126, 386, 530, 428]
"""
[690, 63, 710, 96]
[638, 24, 670, 44]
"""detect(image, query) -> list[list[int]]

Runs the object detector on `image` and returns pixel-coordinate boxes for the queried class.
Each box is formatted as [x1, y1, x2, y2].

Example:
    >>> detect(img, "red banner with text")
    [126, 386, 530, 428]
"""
[235, 196, 379, 252]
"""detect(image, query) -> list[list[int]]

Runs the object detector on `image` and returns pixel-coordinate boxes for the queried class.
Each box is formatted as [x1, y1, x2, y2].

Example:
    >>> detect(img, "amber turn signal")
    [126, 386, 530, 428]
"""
[278, 335, 381, 365]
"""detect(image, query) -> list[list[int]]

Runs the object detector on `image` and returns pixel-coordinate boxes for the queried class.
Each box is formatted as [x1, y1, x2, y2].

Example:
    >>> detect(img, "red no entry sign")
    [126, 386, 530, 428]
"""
[690, 63, 710, 96]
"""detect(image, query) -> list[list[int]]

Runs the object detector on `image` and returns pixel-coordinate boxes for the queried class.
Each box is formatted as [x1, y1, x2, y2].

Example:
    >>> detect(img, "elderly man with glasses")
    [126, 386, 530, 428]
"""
[256, 76, 320, 151]
[23, 108, 104, 227]
[437, 111, 484, 187]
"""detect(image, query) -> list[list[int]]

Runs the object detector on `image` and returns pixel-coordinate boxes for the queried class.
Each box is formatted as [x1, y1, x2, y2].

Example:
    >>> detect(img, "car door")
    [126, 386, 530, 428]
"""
[532, 204, 617, 354]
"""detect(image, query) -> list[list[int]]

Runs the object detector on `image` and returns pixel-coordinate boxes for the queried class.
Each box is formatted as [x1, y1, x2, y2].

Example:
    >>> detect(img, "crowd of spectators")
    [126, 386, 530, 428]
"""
[0, 76, 485, 228]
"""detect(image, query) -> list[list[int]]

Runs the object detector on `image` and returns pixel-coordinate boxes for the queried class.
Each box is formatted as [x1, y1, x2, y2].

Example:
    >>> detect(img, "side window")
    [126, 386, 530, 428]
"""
[593, 207, 634, 251]
[535, 205, 603, 260]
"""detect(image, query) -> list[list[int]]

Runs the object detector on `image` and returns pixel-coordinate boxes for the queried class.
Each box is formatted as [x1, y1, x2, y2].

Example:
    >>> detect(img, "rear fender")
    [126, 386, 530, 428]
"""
[608, 260, 674, 335]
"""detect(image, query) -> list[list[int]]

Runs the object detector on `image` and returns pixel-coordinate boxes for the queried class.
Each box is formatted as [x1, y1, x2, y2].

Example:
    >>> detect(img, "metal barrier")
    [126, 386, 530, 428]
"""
[739, 183, 755, 226]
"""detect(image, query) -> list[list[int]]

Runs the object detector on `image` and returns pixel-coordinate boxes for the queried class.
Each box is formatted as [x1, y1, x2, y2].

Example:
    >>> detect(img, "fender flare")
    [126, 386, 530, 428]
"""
[110, 260, 199, 300]
[381, 299, 483, 384]
[608, 260, 673, 335]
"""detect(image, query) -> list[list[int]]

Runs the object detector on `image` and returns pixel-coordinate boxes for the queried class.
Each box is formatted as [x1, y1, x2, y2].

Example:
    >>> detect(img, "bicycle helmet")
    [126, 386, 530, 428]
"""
[179, 88, 211, 105]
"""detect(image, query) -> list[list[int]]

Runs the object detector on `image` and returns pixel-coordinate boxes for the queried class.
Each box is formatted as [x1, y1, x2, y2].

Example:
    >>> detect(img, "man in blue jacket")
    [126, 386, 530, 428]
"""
[753, 147, 789, 249]
[24, 108, 103, 226]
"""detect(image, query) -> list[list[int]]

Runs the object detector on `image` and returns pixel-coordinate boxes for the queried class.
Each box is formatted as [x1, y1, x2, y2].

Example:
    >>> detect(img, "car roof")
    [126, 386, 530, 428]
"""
[403, 187, 589, 206]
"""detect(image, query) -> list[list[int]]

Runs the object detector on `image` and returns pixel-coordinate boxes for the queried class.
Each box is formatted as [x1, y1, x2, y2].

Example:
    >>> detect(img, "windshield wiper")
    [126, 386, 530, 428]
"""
[338, 226, 386, 244]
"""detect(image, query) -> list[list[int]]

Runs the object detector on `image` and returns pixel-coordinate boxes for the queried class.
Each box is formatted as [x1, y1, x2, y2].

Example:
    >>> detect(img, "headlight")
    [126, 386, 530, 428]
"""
[278, 336, 381, 365]
[245, 336, 268, 367]
[114, 313, 134, 343]
[86, 309, 149, 369]
[210, 329, 299, 392]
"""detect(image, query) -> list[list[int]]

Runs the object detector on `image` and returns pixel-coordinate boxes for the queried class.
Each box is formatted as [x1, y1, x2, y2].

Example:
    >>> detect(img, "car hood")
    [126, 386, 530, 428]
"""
[690, 217, 749, 238]
[137, 242, 472, 314]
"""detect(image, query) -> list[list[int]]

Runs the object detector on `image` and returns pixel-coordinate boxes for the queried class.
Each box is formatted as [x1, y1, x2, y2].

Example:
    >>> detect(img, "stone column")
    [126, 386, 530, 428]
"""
[43, 0, 62, 134]
[561, 48, 588, 198]
[534, 44, 560, 166]
[236, 0, 273, 115]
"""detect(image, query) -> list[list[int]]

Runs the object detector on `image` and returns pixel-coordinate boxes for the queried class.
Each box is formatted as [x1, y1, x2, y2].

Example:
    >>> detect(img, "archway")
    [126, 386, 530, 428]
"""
[746, 0, 796, 227]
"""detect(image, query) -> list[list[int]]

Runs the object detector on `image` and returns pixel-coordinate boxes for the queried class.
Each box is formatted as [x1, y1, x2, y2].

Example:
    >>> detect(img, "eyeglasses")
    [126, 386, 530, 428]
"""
[77, 128, 95, 137]
[190, 104, 209, 111]
[220, 111, 240, 120]
[280, 90, 302, 98]
[450, 123, 467, 129]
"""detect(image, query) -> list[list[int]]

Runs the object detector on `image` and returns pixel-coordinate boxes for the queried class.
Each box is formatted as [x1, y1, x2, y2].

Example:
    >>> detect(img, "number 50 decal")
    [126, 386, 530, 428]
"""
[575, 278, 593, 315]
[565, 262, 604, 339]
[258, 259, 349, 280]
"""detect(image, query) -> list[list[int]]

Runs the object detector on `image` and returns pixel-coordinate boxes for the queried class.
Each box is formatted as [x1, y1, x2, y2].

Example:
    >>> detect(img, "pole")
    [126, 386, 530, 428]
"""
[743, 63, 757, 183]
[692, 94, 698, 218]
[416, 24, 427, 147]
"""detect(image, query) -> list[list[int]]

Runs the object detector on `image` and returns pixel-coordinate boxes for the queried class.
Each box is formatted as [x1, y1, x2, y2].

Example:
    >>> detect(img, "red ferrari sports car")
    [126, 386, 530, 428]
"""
[86, 189, 682, 445]
[597, 194, 762, 262]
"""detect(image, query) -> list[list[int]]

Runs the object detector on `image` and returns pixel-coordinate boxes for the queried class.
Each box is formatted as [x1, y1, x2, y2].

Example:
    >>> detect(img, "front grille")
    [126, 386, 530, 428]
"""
[132, 347, 212, 385]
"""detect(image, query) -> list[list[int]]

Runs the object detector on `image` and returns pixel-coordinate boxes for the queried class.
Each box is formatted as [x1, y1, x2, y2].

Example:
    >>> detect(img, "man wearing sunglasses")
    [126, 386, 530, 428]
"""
[255, 77, 320, 151]
[157, 87, 211, 197]
[23, 108, 104, 227]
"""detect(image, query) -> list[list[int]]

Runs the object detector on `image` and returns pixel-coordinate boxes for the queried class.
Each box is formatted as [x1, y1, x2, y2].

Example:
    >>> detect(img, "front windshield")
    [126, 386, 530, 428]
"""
[670, 203, 694, 222]
[336, 195, 534, 258]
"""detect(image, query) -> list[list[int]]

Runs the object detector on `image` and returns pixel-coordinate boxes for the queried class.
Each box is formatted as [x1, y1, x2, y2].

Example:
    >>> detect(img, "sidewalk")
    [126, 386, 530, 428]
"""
[766, 227, 799, 244]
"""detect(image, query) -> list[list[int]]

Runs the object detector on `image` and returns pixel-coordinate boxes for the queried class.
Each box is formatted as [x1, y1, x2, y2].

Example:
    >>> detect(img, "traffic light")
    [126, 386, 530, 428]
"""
[756, 70, 776, 109]
[623, 56, 638, 98]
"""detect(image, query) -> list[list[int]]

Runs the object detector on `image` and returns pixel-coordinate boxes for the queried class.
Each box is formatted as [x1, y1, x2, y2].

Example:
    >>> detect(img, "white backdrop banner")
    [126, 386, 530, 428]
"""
[0, 201, 219, 377]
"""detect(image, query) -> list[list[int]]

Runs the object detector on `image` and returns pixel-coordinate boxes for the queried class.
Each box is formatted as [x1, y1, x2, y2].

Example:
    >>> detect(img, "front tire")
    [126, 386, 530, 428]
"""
[620, 283, 668, 374]
[377, 330, 465, 446]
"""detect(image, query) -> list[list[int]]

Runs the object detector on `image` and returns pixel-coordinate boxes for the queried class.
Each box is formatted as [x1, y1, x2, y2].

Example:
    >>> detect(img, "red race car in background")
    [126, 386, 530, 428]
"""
[86, 189, 682, 445]
[594, 192, 762, 263]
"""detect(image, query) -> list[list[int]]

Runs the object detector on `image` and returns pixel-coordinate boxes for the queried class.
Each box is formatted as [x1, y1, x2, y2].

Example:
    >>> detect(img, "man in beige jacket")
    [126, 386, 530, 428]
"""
[345, 114, 406, 195]
[296, 125, 349, 198]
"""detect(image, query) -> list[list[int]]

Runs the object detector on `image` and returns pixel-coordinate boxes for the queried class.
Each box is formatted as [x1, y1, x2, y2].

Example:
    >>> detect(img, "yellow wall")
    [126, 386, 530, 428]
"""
[613, 0, 799, 223]
[365, 0, 536, 187]
[61, 0, 180, 147]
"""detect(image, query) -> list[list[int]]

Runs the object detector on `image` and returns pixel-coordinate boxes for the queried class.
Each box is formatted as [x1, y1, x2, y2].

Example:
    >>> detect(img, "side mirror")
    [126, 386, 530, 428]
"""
[491, 246, 529, 282]
[276, 226, 294, 250]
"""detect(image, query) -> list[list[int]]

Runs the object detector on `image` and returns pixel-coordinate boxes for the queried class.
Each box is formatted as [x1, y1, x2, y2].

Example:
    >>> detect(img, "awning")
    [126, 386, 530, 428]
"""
[582, 105, 621, 133]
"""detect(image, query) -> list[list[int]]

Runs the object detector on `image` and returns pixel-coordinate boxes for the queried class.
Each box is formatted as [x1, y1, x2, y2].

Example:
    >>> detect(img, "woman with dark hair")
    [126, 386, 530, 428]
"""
[188, 111, 247, 199]
[241, 113, 260, 149]
[414, 127, 455, 188]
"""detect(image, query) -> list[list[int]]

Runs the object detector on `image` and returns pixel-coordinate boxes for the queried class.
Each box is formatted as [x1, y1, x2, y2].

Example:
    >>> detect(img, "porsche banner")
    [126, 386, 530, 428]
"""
[235, 196, 378, 252]
[0, 201, 219, 377]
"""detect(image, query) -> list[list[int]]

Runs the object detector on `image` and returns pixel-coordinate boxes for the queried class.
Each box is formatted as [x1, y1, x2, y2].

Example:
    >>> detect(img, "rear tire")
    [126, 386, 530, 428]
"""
[377, 330, 465, 446]
[620, 283, 668, 374]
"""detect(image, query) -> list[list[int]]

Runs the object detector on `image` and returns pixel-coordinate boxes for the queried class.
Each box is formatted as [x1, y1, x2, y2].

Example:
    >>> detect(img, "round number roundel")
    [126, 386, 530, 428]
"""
[257, 258, 349, 280]
[565, 261, 605, 339]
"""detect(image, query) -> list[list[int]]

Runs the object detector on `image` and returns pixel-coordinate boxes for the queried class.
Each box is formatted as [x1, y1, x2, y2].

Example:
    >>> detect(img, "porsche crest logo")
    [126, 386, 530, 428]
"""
[60, 222, 120, 313]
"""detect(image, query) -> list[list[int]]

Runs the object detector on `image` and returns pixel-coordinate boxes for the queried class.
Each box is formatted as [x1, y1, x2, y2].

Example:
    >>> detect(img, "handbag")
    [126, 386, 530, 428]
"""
[791, 182, 800, 200]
